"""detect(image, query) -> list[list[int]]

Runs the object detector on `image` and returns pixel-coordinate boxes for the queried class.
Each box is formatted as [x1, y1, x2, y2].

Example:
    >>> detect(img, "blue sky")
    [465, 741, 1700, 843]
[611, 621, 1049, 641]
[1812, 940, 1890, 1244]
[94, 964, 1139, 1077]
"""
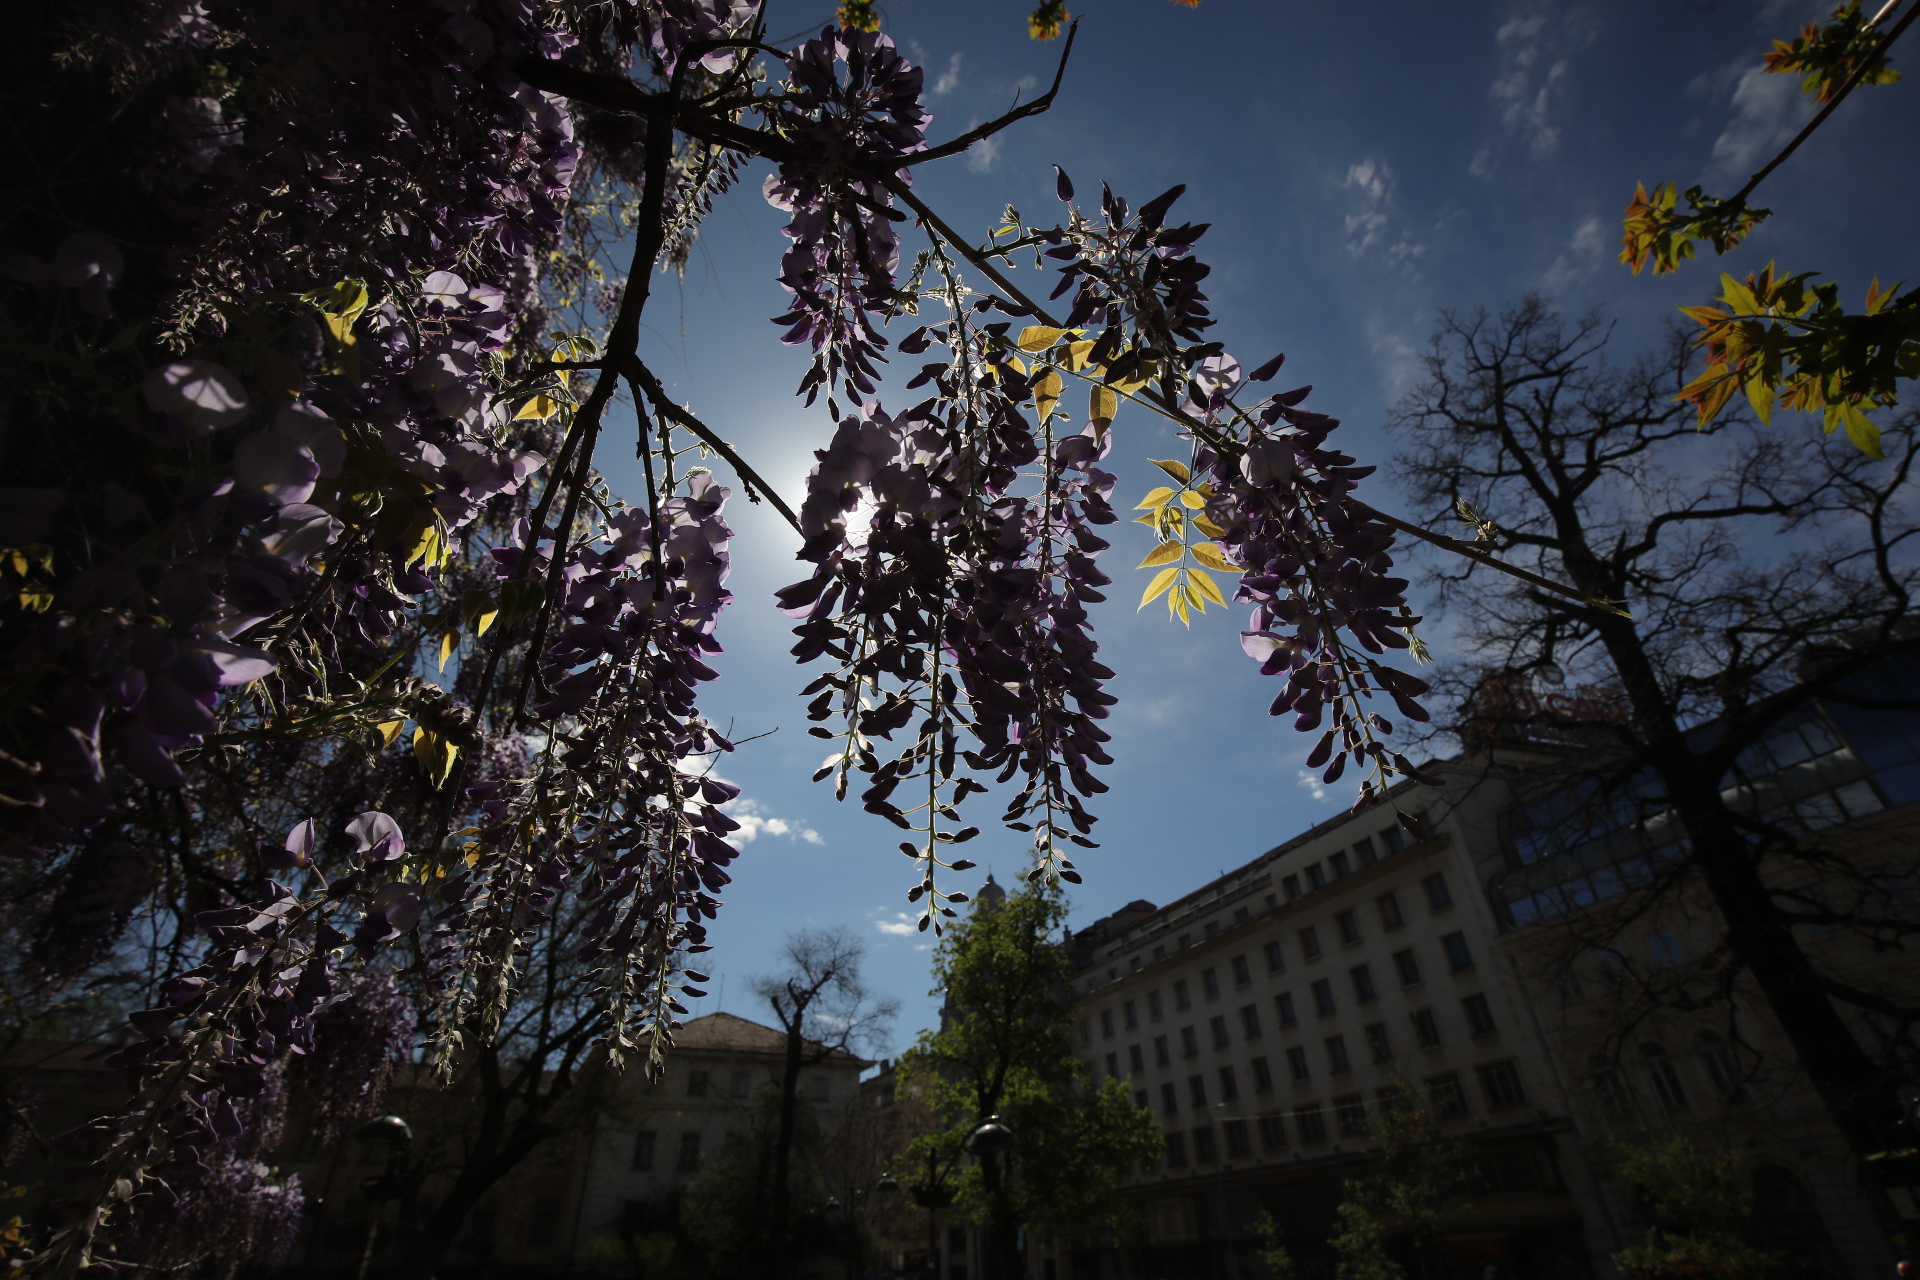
[597, 0, 1920, 1052]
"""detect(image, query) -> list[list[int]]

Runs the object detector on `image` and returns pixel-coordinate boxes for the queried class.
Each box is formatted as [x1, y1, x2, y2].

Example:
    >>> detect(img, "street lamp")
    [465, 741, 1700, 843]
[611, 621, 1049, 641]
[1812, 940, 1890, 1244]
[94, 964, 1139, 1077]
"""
[354, 1115, 412, 1280]
[965, 1118, 1020, 1280]
[828, 1175, 904, 1280]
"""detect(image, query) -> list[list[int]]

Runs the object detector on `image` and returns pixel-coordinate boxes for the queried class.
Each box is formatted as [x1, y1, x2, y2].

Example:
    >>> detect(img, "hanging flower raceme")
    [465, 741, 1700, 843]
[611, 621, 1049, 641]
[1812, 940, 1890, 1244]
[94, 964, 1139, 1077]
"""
[764, 25, 928, 413]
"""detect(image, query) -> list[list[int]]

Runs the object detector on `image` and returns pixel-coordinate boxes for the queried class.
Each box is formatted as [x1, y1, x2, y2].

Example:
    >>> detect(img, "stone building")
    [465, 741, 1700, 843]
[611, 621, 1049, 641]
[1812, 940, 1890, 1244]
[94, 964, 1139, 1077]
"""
[1060, 663, 1920, 1280]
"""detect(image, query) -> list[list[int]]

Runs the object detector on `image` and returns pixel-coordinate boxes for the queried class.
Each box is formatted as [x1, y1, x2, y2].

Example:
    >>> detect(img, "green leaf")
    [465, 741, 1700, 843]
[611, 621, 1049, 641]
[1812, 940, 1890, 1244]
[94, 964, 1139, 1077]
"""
[1836, 402, 1885, 459]
[1090, 384, 1118, 424]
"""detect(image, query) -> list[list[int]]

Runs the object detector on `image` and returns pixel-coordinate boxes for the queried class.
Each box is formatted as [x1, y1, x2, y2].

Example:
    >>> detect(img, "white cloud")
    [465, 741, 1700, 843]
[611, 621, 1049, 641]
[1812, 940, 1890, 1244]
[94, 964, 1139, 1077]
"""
[724, 797, 825, 845]
[875, 911, 919, 937]
[1342, 160, 1424, 264]
[1703, 63, 1815, 187]
[1473, 6, 1588, 176]
[1542, 213, 1610, 288]
[966, 131, 1003, 174]
[931, 52, 963, 97]
[1297, 769, 1330, 802]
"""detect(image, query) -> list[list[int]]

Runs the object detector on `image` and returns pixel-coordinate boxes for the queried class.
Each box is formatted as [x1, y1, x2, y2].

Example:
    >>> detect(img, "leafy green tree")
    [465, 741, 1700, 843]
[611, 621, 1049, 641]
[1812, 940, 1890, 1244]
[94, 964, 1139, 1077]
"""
[680, 1086, 833, 1279]
[1611, 1136, 1782, 1280]
[897, 882, 1162, 1278]
[1328, 1085, 1470, 1280]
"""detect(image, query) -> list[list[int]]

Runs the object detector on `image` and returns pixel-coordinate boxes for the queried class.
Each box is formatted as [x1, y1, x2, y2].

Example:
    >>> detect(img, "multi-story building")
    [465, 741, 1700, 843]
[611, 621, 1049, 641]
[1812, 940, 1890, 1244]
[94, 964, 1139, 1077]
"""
[1063, 763, 1611, 1279]
[1061, 665, 1920, 1280]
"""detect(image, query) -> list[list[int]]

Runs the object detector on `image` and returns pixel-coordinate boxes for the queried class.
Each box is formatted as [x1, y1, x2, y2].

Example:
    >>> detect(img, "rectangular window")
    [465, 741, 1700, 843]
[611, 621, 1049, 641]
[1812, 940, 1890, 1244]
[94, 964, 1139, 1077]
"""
[1219, 1065, 1239, 1101]
[1180, 934, 1193, 949]
[1427, 1072, 1469, 1119]
[1326, 1035, 1351, 1074]
[677, 1132, 702, 1172]
[1478, 1061, 1528, 1110]
[1193, 1127, 1218, 1163]
[1330, 851, 1352, 879]
[1240, 1004, 1262, 1038]
[1351, 964, 1377, 1002]
[1412, 1009, 1442, 1049]
[1165, 1131, 1188, 1167]
[1232, 955, 1252, 986]
[1201, 968, 1221, 998]
[1264, 940, 1285, 973]
[1252, 1056, 1274, 1092]
[1275, 992, 1298, 1027]
[1381, 826, 1404, 855]
[1287, 1046, 1311, 1082]
[1334, 1094, 1368, 1137]
[1393, 948, 1421, 987]
[811, 1076, 830, 1102]
[1135, 1089, 1150, 1110]
[1189, 1075, 1208, 1109]
[1462, 993, 1497, 1037]
[1424, 873, 1453, 911]
[1353, 836, 1377, 866]
[1130, 1044, 1145, 1072]
[1181, 1026, 1200, 1058]
[1258, 1114, 1287, 1149]
[1124, 1000, 1139, 1030]
[687, 1070, 710, 1098]
[1307, 864, 1327, 891]
[1336, 910, 1361, 945]
[1365, 1023, 1392, 1063]
[1224, 1119, 1252, 1159]
[1443, 932, 1474, 971]
[1174, 980, 1192, 1010]
[1155, 1035, 1171, 1066]
[1312, 978, 1336, 1015]
[1079, 1019, 1091, 1046]
[631, 1131, 657, 1171]
[1107, 1052, 1120, 1079]
[1299, 926, 1322, 959]
[729, 1072, 750, 1098]
[1210, 1016, 1230, 1049]
[1161, 1082, 1178, 1114]
[1149, 991, 1163, 1019]
[1235, 906, 1251, 924]
[1206, 921, 1220, 937]
[1284, 874, 1303, 900]
[1377, 891, 1404, 929]
[1295, 1104, 1328, 1144]
[1153, 945, 1167, 962]
[1101, 1010, 1115, 1038]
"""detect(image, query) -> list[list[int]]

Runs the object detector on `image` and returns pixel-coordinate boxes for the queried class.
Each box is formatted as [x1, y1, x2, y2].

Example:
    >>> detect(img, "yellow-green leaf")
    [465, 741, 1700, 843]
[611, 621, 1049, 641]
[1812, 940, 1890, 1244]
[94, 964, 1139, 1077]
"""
[1831, 402, 1885, 459]
[1171, 586, 1191, 625]
[1139, 566, 1180, 609]
[463, 590, 498, 637]
[1065, 340, 1097, 372]
[1033, 369, 1063, 422]
[437, 629, 459, 672]
[377, 720, 405, 747]
[1193, 513, 1228, 539]
[1151, 458, 1192, 483]
[1719, 271, 1761, 316]
[1090, 385, 1118, 424]
[1188, 566, 1225, 606]
[1743, 370, 1775, 426]
[1190, 541, 1233, 572]
[1178, 490, 1206, 509]
[1137, 540, 1184, 569]
[515, 394, 559, 421]
[1135, 486, 1175, 510]
[414, 725, 461, 788]
[1016, 325, 1068, 352]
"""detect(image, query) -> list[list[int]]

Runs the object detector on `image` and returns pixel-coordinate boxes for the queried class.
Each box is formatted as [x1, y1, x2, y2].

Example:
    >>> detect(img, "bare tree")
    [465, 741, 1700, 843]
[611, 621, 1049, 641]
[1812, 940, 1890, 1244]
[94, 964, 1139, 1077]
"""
[1388, 296, 1920, 1159]
[753, 928, 897, 1276]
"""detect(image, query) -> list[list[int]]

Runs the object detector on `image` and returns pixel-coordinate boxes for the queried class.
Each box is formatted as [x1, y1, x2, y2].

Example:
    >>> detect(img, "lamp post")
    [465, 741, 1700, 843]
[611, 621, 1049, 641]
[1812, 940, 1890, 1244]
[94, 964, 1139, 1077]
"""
[909, 1163, 957, 1280]
[353, 1115, 412, 1280]
[965, 1117, 1019, 1280]
[1212, 1102, 1239, 1279]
